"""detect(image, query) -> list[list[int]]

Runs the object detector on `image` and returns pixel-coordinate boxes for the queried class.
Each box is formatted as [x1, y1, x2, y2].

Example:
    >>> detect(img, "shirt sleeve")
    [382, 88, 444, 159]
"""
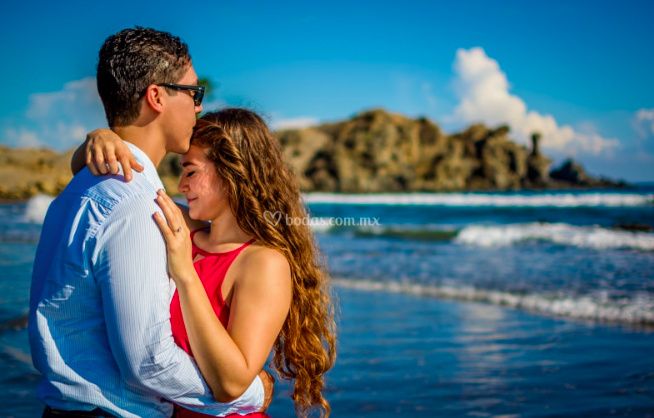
[92, 193, 263, 415]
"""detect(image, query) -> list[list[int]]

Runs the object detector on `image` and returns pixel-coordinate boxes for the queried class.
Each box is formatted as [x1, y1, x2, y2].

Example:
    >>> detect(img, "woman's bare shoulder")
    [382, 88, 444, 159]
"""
[237, 244, 291, 287]
[241, 244, 290, 269]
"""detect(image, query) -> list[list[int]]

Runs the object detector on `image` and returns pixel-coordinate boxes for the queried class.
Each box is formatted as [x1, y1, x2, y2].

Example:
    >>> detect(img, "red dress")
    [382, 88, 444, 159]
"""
[170, 228, 268, 418]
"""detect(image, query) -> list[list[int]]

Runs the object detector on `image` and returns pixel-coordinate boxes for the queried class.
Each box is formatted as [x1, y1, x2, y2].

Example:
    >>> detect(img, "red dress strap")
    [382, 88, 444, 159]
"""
[191, 230, 256, 257]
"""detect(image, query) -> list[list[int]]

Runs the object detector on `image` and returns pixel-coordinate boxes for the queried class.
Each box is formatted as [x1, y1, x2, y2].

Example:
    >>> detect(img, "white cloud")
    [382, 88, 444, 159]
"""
[26, 78, 101, 119]
[451, 47, 619, 156]
[271, 116, 319, 131]
[3, 77, 106, 150]
[4, 127, 43, 148]
[634, 108, 654, 138]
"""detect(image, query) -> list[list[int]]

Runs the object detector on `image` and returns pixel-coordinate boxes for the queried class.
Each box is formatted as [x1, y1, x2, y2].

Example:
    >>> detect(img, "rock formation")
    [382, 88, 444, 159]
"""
[549, 158, 624, 188]
[0, 109, 626, 200]
[0, 146, 74, 200]
[278, 109, 623, 192]
[526, 133, 551, 185]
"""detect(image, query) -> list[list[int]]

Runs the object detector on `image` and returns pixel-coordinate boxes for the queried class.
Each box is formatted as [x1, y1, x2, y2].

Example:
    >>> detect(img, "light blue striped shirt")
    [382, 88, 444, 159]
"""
[28, 143, 263, 417]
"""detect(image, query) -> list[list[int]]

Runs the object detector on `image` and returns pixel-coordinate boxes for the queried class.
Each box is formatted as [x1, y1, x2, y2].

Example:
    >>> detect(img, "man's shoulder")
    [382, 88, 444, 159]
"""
[65, 169, 160, 209]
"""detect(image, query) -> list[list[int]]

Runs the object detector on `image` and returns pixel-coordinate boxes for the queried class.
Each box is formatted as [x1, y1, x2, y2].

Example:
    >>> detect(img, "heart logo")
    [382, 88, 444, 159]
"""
[264, 210, 283, 226]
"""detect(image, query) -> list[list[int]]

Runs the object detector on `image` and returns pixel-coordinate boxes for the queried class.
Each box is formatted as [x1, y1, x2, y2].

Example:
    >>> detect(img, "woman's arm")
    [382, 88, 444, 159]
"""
[71, 129, 143, 181]
[75, 130, 206, 230]
[177, 245, 290, 401]
[153, 191, 291, 401]
[71, 140, 88, 175]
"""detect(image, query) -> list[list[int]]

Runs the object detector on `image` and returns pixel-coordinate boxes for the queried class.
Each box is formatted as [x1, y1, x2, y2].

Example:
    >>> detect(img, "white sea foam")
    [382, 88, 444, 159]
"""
[23, 194, 54, 224]
[333, 278, 654, 326]
[303, 192, 654, 207]
[454, 222, 654, 251]
[309, 217, 336, 233]
[308, 217, 386, 233]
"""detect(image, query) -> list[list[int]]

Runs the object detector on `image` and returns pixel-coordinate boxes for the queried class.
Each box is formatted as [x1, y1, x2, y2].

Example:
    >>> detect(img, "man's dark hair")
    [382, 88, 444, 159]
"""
[97, 27, 191, 126]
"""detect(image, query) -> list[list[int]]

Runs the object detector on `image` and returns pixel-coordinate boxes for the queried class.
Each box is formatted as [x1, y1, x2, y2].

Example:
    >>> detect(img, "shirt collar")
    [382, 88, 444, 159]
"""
[125, 142, 165, 191]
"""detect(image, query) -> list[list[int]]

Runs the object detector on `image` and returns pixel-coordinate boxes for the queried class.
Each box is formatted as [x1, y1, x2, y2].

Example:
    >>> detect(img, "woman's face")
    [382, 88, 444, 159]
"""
[178, 145, 229, 221]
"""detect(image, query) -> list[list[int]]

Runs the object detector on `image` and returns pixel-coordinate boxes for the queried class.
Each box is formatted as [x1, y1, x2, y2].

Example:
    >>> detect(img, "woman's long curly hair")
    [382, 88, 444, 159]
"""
[190, 108, 336, 417]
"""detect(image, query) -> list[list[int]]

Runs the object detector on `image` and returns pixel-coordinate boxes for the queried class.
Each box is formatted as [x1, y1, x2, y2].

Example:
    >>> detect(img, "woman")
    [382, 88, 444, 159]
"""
[76, 108, 336, 417]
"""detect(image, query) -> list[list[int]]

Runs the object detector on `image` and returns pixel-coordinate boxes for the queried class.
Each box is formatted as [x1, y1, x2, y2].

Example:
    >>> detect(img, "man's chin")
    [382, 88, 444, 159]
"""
[173, 143, 191, 155]
[183, 141, 193, 152]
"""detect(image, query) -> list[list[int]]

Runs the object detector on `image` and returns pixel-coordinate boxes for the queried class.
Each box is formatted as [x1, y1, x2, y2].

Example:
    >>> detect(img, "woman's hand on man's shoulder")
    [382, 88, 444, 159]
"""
[83, 128, 144, 181]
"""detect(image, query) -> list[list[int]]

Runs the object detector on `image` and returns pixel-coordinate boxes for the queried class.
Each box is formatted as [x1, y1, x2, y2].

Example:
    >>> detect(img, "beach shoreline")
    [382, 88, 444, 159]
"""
[3, 285, 653, 417]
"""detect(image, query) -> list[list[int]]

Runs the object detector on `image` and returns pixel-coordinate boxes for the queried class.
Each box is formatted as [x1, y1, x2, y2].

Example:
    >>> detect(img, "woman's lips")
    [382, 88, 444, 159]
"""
[187, 197, 198, 204]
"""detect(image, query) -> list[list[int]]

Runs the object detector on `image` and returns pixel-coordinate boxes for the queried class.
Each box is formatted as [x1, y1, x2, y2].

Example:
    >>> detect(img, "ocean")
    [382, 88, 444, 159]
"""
[1, 187, 653, 417]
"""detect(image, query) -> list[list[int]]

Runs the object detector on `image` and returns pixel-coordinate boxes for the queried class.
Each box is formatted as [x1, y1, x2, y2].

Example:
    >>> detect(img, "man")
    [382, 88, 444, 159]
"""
[29, 27, 270, 417]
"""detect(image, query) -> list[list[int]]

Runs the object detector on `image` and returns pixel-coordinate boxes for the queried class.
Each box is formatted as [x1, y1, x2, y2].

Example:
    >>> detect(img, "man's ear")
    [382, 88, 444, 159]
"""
[143, 85, 165, 114]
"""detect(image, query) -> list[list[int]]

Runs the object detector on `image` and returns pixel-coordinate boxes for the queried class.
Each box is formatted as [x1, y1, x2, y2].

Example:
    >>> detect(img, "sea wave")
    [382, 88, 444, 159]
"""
[308, 217, 337, 233]
[333, 278, 654, 326]
[304, 192, 654, 207]
[455, 222, 654, 251]
[310, 220, 654, 251]
[351, 224, 459, 240]
[23, 194, 54, 224]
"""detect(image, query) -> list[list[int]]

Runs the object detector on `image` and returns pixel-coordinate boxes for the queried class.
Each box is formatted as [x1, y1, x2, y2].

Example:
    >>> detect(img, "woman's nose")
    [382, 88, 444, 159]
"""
[178, 178, 188, 193]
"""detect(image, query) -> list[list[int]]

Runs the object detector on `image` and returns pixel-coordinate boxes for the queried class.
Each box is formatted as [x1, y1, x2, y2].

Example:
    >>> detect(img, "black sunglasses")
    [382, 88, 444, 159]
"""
[157, 83, 205, 106]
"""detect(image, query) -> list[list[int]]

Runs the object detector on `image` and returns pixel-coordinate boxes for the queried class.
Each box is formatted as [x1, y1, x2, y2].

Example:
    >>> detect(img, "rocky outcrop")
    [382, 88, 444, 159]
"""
[526, 133, 551, 185]
[0, 146, 74, 200]
[549, 159, 625, 188]
[0, 109, 626, 199]
[0, 146, 186, 200]
[278, 109, 623, 192]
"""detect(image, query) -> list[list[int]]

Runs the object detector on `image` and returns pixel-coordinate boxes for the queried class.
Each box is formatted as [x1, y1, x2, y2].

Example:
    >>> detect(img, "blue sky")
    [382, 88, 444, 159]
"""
[1, 0, 653, 181]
